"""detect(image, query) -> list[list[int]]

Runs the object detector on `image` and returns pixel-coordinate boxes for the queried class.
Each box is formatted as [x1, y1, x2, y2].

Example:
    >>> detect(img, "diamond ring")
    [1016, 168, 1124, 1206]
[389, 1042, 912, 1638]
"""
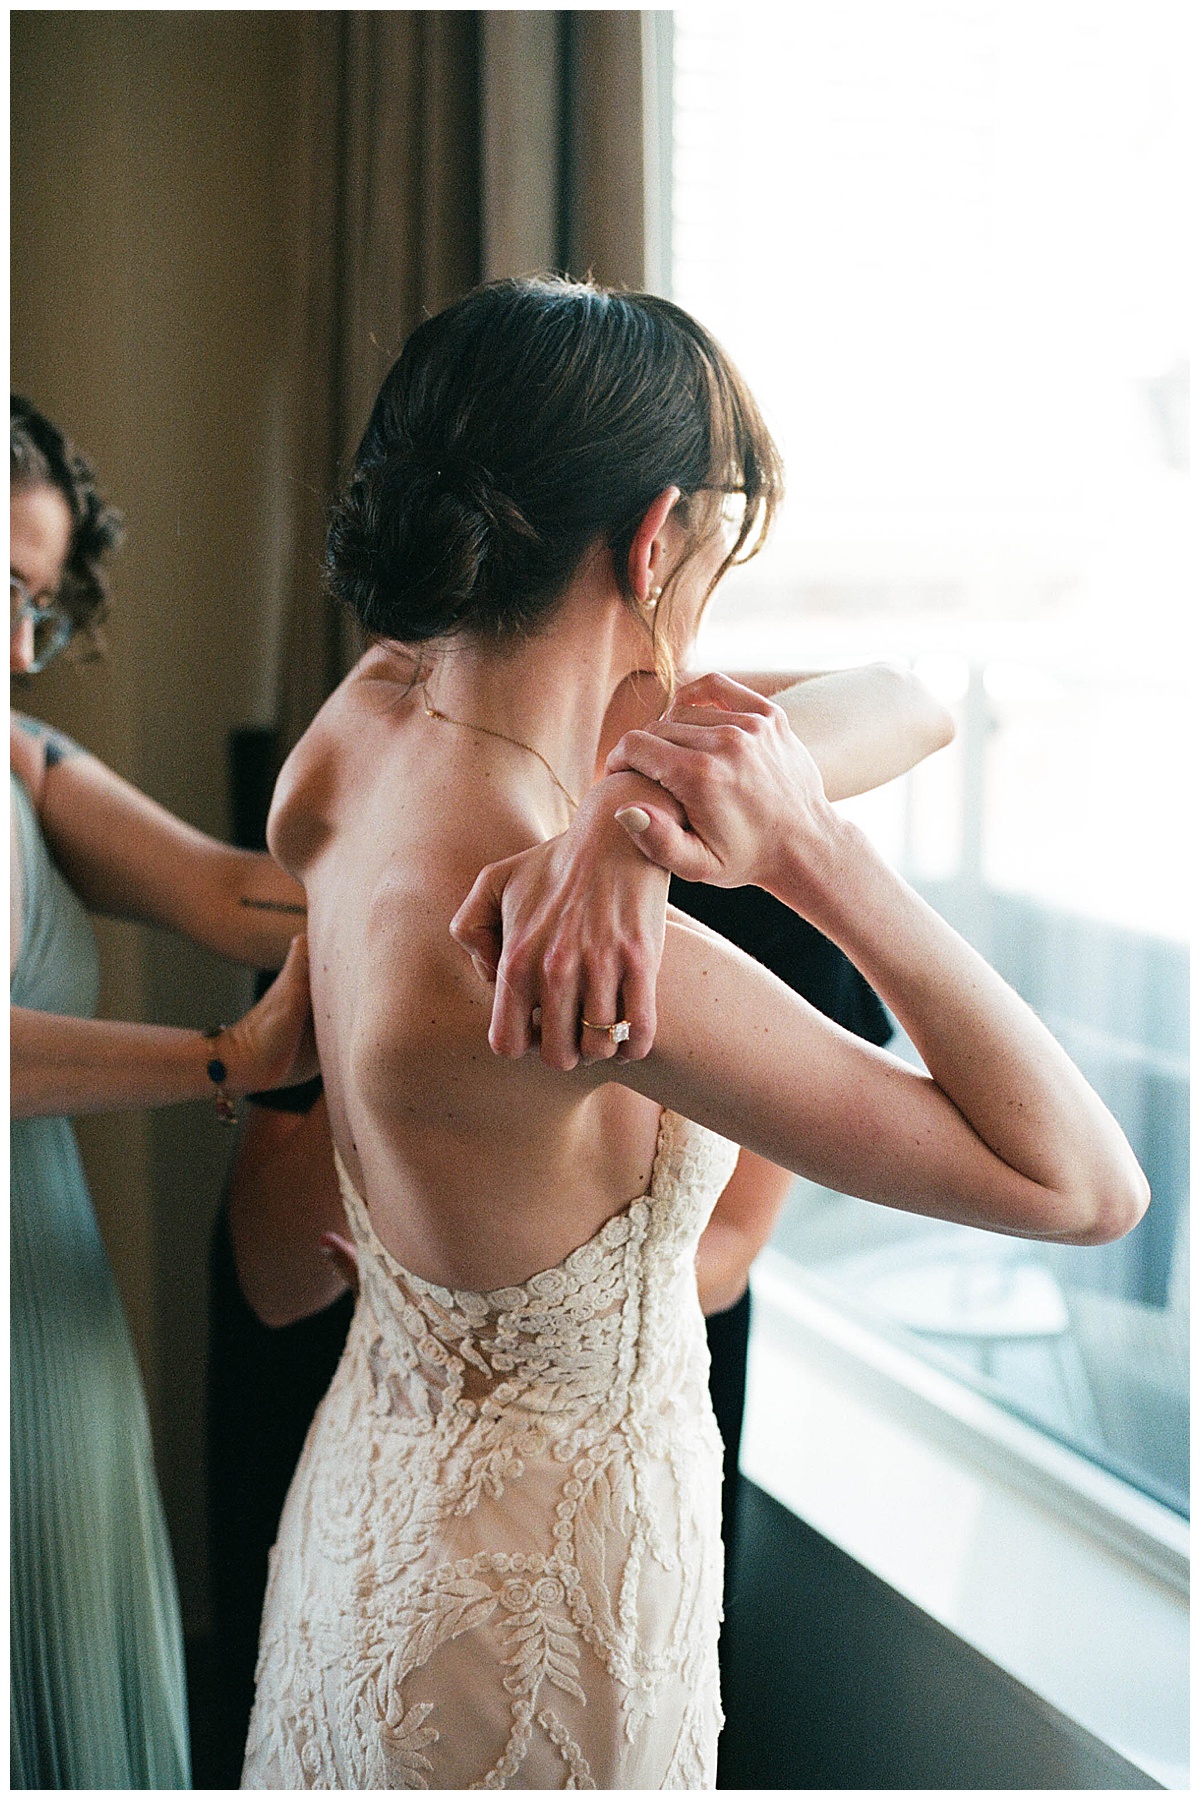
[581, 1017, 632, 1046]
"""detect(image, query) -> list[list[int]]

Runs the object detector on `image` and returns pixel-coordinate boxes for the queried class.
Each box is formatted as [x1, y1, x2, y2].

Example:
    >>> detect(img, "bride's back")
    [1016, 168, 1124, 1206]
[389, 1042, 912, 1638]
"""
[270, 652, 664, 1293]
[274, 274, 780, 1293]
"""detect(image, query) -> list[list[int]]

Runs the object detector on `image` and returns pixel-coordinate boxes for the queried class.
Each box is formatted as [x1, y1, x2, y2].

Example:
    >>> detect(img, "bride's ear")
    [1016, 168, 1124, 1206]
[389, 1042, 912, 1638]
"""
[627, 487, 682, 607]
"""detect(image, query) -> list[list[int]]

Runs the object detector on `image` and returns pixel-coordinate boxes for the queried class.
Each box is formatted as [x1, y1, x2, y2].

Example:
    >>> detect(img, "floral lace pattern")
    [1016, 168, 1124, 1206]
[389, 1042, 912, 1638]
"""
[242, 1111, 739, 1790]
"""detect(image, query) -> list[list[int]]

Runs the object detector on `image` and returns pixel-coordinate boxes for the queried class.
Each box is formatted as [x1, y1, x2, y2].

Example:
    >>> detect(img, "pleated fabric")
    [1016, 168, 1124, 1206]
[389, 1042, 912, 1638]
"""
[10, 771, 189, 1789]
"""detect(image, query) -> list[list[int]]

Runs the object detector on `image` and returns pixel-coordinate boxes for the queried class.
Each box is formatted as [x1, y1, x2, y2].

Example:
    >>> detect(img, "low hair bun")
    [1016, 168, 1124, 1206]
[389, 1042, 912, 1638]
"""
[327, 446, 542, 644]
[326, 453, 479, 642]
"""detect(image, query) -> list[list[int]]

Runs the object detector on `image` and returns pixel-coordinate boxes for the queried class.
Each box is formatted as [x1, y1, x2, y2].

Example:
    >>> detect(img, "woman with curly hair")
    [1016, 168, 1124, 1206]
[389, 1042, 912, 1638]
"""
[10, 394, 317, 1789]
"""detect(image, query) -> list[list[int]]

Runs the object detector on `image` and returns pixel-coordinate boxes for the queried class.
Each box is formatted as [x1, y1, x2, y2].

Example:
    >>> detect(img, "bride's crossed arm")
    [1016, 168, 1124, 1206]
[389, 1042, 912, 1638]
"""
[613, 676, 1147, 1244]
[488, 675, 1147, 1249]
[453, 659, 952, 1068]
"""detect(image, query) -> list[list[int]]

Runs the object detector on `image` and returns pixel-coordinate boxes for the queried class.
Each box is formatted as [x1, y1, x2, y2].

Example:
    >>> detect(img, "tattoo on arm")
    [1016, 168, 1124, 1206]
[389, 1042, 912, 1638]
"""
[239, 897, 307, 916]
[14, 716, 84, 769]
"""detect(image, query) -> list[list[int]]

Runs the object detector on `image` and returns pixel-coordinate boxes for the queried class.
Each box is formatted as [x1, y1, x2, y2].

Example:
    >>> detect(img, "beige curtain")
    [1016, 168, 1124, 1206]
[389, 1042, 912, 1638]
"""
[480, 10, 663, 290]
[275, 12, 482, 752]
[565, 11, 664, 291]
[274, 9, 660, 752]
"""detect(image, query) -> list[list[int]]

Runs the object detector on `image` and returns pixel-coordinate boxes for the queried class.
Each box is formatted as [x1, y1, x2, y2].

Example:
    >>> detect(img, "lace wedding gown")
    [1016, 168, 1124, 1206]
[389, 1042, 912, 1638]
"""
[242, 1110, 739, 1790]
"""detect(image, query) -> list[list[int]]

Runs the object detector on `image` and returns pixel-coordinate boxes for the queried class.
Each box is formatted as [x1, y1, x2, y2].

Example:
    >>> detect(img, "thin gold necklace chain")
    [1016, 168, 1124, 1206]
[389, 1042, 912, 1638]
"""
[420, 684, 581, 813]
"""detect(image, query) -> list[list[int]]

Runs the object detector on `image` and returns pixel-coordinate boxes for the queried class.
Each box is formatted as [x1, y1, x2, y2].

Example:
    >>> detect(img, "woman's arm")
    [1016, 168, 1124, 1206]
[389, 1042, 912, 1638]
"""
[597, 663, 953, 801]
[457, 663, 951, 1065]
[748, 664, 953, 800]
[695, 1150, 794, 1315]
[13, 715, 304, 968]
[450, 768, 677, 1067]
[606, 676, 1149, 1248]
[226, 1089, 352, 1328]
[11, 936, 316, 1119]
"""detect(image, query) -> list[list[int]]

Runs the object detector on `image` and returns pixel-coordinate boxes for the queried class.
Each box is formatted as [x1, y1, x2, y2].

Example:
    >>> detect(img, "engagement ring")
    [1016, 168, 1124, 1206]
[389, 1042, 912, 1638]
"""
[581, 1017, 632, 1046]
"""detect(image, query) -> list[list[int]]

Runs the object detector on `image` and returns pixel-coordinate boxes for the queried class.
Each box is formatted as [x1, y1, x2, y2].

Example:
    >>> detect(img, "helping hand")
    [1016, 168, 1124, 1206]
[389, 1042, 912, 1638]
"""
[217, 935, 320, 1095]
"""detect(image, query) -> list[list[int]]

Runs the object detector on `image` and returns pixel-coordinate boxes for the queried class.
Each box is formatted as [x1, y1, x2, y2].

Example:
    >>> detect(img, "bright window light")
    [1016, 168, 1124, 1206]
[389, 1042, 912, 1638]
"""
[674, 0, 1192, 940]
[671, 0, 1191, 1515]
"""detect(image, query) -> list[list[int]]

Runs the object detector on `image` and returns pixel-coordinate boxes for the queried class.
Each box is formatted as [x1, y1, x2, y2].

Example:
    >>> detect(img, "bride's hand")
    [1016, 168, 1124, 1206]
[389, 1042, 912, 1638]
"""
[450, 773, 683, 1070]
[215, 935, 319, 1095]
[605, 673, 840, 900]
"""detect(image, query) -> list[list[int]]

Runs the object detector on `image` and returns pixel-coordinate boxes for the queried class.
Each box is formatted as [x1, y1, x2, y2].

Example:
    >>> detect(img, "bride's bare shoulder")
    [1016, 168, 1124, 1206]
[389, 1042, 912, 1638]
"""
[267, 647, 418, 874]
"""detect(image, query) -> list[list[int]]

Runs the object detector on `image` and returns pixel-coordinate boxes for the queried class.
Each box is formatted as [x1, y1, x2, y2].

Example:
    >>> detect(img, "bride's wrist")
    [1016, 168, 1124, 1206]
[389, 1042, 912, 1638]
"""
[578, 771, 675, 854]
[590, 768, 669, 813]
[767, 809, 878, 928]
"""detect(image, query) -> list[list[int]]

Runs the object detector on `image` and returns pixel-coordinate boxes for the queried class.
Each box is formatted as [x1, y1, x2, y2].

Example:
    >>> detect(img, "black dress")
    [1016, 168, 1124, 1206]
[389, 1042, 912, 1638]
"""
[202, 886, 891, 1783]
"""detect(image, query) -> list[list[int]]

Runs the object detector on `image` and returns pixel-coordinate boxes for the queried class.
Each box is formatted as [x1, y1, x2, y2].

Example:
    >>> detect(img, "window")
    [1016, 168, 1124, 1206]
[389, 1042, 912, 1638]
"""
[670, 0, 1191, 1514]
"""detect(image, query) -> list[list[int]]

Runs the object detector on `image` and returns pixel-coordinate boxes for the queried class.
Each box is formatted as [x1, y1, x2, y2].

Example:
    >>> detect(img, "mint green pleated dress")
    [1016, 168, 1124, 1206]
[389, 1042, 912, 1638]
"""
[10, 771, 190, 1789]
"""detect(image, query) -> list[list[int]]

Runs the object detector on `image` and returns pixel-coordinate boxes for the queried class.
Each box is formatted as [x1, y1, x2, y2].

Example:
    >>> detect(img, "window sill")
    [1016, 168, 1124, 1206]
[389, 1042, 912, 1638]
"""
[744, 1250, 1189, 1789]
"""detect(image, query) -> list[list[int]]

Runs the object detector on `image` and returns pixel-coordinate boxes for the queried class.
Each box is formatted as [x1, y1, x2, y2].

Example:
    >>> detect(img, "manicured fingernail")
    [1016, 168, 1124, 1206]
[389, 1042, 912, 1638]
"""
[616, 806, 651, 834]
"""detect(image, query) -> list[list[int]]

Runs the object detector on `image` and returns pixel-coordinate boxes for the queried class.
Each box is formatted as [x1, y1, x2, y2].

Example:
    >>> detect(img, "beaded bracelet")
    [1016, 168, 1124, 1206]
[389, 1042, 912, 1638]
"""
[202, 1025, 238, 1126]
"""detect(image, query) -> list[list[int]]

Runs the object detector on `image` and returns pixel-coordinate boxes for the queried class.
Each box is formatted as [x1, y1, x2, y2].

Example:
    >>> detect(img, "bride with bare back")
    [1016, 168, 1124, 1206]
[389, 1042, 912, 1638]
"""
[242, 277, 1147, 1790]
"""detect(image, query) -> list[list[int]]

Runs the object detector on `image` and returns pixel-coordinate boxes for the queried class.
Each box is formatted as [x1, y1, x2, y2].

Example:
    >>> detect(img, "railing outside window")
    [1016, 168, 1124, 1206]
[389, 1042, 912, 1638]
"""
[669, 0, 1191, 1514]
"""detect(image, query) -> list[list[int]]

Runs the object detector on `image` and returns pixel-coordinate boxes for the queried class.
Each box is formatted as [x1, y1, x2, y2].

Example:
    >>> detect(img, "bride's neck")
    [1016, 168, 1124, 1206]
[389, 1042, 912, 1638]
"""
[415, 562, 651, 812]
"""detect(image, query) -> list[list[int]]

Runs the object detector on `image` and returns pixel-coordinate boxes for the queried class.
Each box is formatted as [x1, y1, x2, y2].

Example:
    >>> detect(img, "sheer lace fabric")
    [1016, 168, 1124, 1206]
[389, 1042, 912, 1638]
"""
[242, 1110, 739, 1790]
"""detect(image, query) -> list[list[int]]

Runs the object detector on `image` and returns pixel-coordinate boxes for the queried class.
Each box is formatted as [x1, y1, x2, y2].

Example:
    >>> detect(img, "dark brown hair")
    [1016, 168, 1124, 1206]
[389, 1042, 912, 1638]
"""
[10, 393, 124, 651]
[326, 276, 783, 683]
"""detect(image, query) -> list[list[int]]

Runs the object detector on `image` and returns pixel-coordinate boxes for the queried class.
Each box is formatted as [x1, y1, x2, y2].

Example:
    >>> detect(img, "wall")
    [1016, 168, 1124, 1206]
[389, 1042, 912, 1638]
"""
[11, 10, 312, 1630]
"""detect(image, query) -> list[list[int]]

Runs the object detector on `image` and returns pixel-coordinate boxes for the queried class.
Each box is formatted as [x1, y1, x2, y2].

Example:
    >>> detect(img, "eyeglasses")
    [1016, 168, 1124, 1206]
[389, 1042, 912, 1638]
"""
[10, 574, 74, 672]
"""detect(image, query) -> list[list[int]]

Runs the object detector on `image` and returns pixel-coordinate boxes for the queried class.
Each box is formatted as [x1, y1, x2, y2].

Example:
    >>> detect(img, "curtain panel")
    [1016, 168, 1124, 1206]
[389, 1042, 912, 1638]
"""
[275, 11, 482, 752]
[273, 9, 659, 752]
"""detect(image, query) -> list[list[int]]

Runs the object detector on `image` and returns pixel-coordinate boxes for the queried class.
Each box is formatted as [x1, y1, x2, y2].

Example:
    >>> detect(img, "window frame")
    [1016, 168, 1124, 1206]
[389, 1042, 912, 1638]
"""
[745, 1250, 1189, 1786]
